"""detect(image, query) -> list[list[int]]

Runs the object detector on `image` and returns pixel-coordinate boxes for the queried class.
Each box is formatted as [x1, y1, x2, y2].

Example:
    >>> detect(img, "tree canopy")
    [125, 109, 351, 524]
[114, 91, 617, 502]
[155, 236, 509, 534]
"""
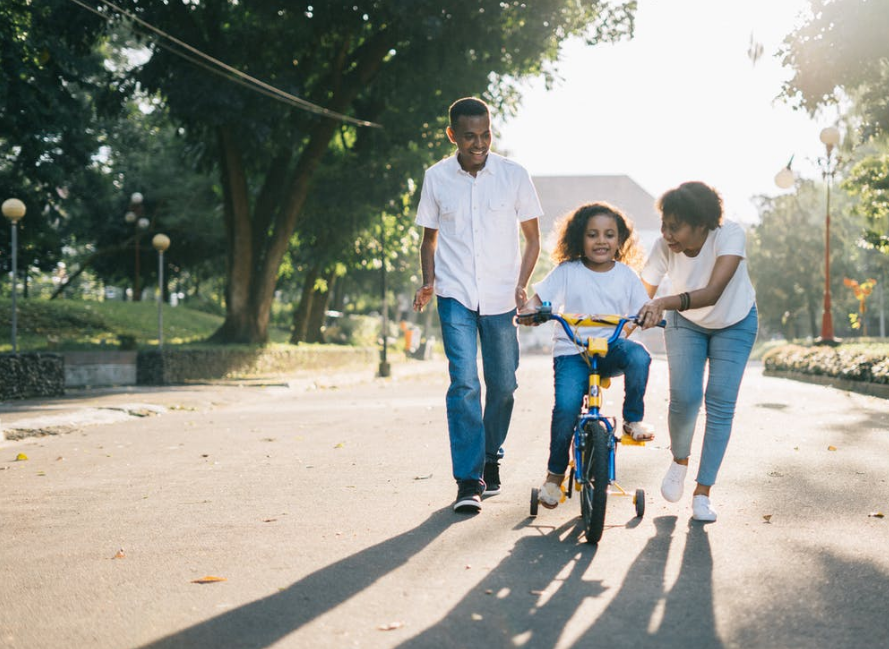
[109, 0, 637, 342]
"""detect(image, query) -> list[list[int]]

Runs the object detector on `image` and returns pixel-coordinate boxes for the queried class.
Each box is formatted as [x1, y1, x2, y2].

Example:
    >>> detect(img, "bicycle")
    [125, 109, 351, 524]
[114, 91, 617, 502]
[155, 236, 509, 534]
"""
[516, 301, 664, 544]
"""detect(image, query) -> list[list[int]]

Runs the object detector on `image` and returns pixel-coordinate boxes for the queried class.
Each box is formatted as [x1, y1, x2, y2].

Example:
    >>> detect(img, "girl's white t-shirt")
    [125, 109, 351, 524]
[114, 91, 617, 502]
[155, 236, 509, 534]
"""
[640, 220, 756, 329]
[533, 260, 649, 357]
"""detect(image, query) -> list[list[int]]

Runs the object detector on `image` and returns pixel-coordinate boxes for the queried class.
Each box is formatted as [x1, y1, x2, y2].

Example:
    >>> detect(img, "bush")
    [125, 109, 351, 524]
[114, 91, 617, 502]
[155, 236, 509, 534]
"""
[762, 344, 889, 384]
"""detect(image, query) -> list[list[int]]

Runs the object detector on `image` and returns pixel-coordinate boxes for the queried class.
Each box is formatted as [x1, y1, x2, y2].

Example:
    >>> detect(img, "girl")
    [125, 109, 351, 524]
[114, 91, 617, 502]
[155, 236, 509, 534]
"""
[637, 181, 758, 523]
[521, 202, 654, 509]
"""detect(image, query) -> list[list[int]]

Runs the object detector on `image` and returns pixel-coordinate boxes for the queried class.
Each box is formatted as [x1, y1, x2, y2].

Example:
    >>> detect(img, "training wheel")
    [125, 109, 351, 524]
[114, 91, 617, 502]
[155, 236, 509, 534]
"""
[530, 488, 539, 516]
[634, 488, 645, 518]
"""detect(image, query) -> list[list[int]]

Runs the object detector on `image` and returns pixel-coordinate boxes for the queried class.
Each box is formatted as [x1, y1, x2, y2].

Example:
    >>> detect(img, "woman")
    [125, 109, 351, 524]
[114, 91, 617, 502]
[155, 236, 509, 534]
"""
[637, 181, 757, 522]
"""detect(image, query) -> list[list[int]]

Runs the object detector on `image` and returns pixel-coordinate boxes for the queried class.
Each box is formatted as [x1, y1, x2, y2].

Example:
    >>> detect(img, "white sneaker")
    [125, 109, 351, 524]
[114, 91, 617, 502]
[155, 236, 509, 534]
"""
[538, 474, 564, 509]
[660, 461, 687, 503]
[623, 421, 655, 441]
[692, 494, 717, 522]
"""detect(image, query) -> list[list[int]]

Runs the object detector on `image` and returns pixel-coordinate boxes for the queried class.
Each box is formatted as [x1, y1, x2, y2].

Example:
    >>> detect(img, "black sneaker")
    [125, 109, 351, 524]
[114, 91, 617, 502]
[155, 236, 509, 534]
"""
[453, 481, 482, 513]
[483, 461, 501, 496]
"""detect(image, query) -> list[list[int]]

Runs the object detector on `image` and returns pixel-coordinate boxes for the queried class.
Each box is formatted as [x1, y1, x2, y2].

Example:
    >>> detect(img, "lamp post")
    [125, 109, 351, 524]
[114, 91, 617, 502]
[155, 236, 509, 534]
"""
[379, 212, 391, 377]
[2, 198, 26, 353]
[125, 192, 149, 301]
[817, 126, 841, 344]
[775, 128, 842, 344]
[152, 233, 170, 350]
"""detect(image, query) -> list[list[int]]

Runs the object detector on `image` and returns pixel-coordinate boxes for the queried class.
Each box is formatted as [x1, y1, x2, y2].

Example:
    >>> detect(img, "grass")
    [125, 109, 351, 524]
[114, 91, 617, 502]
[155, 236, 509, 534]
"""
[0, 298, 291, 352]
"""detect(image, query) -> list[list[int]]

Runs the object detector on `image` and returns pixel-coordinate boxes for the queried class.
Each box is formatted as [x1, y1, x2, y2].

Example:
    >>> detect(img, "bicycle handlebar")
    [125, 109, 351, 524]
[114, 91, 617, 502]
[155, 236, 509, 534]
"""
[515, 302, 666, 349]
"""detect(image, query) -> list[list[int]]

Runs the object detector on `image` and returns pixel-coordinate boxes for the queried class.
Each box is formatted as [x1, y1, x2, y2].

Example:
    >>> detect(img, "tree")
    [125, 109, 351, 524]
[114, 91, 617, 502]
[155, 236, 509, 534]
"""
[780, 0, 889, 136]
[0, 0, 120, 287]
[749, 180, 862, 339]
[119, 0, 636, 343]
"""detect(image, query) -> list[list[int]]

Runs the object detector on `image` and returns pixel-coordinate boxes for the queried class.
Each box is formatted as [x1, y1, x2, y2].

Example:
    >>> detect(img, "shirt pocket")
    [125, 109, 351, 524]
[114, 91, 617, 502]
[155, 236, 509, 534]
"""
[439, 202, 464, 236]
[488, 197, 514, 221]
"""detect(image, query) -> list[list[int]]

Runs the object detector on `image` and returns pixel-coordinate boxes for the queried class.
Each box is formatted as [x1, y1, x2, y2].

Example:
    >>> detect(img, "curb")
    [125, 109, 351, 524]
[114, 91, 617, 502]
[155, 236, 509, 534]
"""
[764, 369, 889, 400]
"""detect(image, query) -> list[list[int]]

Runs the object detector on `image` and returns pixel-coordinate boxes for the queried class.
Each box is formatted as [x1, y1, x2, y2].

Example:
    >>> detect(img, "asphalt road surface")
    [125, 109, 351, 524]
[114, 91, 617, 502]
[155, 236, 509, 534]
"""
[2, 354, 888, 649]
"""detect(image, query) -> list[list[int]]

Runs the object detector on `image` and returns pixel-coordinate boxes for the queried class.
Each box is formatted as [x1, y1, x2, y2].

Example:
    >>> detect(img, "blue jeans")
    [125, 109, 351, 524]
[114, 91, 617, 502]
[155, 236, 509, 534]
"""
[665, 306, 758, 486]
[548, 338, 651, 475]
[437, 297, 520, 484]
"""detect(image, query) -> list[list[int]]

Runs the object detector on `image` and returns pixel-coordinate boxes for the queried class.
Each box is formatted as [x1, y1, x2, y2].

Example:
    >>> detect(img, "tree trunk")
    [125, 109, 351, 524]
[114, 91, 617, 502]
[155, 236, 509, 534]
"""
[290, 264, 321, 344]
[305, 270, 336, 343]
[209, 31, 395, 345]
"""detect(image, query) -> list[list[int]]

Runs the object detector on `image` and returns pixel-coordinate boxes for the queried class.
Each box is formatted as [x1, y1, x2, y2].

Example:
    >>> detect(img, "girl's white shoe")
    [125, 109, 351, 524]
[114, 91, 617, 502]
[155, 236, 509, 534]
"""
[538, 474, 564, 509]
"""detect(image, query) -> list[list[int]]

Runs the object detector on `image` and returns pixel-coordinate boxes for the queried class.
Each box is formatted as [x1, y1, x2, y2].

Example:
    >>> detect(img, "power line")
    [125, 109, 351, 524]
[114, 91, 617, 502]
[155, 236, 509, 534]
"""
[65, 0, 381, 128]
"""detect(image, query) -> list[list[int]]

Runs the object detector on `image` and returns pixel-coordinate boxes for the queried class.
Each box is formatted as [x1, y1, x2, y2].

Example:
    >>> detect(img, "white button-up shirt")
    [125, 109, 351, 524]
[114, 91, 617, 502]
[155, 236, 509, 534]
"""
[415, 152, 543, 315]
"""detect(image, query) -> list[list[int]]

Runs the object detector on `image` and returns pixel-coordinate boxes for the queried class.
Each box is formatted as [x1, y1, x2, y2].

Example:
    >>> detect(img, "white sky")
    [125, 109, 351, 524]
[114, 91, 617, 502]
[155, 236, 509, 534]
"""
[498, 0, 836, 224]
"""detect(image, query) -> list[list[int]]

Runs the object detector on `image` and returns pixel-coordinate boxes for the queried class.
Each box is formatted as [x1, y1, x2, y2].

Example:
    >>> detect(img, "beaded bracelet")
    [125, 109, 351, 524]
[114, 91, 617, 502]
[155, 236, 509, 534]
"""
[678, 292, 691, 311]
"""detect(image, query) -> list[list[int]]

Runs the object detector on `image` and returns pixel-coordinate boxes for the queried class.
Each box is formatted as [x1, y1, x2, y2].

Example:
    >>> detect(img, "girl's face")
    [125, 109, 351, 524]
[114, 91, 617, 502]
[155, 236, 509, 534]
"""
[582, 213, 620, 271]
[661, 214, 709, 257]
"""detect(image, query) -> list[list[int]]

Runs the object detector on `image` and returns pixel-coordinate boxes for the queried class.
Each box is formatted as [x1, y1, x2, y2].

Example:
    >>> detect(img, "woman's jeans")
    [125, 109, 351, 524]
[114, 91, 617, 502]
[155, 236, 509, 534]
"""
[437, 297, 519, 484]
[548, 338, 651, 476]
[665, 306, 758, 486]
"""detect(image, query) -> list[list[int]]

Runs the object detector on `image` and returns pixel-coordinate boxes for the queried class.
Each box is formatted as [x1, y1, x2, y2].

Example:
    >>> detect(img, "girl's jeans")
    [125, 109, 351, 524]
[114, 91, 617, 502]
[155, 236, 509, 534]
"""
[665, 305, 758, 486]
[437, 297, 519, 484]
[548, 338, 651, 476]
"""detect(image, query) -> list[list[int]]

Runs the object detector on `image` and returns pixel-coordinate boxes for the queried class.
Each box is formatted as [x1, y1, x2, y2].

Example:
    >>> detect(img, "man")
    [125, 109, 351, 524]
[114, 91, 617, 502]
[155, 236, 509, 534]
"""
[413, 97, 542, 513]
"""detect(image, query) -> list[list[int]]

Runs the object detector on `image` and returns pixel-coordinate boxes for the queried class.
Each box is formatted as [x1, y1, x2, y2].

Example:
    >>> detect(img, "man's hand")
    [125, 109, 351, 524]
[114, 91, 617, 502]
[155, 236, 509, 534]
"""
[515, 286, 528, 310]
[413, 284, 435, 312]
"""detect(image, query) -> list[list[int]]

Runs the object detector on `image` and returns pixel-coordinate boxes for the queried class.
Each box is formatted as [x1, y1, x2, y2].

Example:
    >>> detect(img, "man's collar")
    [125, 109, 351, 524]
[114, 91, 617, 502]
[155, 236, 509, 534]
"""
[450, 152, 499, 176]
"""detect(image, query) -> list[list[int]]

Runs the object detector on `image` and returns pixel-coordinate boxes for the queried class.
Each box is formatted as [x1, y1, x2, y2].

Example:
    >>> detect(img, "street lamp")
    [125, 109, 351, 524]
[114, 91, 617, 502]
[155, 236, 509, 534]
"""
[817, 126, 841, 344]
[775, 128, 842, 344]
[152, 233, 170, 350]
[125, 192, 149, 301]
[2, 198, 26, 353]
[378, 212, 391, 377]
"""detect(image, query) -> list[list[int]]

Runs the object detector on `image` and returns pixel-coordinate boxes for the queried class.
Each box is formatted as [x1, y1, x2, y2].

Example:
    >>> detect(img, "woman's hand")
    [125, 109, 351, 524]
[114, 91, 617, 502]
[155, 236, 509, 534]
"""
[637, 298, 666, 330]
[413, 284, 434, 312]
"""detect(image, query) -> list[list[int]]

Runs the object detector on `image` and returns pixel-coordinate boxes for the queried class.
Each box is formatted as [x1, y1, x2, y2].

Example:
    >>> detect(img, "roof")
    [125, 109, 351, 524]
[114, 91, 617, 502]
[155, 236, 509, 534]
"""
[532, 175, 661, 250]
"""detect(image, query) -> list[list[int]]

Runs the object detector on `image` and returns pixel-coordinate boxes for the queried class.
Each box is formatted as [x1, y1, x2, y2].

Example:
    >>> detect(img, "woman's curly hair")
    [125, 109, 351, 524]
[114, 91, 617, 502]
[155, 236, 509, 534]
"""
[657, 181, 723, 230]
[551, 202, 644, 270]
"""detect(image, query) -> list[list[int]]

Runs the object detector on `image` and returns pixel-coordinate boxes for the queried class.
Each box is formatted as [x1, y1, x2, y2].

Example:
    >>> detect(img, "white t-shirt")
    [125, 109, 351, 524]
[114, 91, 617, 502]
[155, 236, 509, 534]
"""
[640, 220, 756, 329]
[533, 260, 649, 357]
[415, 152, 543, 315]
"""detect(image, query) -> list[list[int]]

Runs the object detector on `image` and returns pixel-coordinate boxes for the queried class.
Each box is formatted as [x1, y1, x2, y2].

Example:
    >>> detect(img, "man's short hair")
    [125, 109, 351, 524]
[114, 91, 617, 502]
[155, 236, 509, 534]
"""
[449, 97, 490, 127]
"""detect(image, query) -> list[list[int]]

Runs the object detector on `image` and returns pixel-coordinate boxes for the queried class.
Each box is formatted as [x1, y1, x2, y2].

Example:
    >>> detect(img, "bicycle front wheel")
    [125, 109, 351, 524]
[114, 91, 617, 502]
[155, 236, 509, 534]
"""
[580, 420, 610, 544]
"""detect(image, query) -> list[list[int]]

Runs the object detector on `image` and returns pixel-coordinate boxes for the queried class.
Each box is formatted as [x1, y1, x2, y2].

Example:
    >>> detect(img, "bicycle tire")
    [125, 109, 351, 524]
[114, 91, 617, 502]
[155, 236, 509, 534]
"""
[580, 420, 610, 544]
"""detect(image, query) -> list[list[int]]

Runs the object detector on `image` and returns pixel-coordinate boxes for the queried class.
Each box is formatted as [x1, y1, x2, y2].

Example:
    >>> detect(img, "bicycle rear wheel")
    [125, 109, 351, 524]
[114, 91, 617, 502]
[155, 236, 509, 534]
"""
[580, 420, 610, 544]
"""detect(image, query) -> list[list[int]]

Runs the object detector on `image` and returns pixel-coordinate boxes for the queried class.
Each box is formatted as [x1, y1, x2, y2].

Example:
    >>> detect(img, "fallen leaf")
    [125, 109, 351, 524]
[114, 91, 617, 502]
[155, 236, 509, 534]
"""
[191, 576, 227, 584]
[377, 621, 404, 631]
[262, 518, 277, 523]
[414, 474, 433, 480]
[762, 514, 772, 523]
[485, 589, 494, 595]
[334, 443, 345, 449]
[15, 453, 28, 461]
[112, 548, 126, 559]
[868, 512, 885, 518]
[471, 613, 483, 621]
[828, 445, 838, 451]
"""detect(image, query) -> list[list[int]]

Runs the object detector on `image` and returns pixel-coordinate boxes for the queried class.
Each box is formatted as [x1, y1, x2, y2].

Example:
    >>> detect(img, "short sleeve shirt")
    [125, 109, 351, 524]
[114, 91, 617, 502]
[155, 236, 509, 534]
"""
[415, 152, 543, 315]
[641, 220, 756, 329]
[533, 260, 650, 357]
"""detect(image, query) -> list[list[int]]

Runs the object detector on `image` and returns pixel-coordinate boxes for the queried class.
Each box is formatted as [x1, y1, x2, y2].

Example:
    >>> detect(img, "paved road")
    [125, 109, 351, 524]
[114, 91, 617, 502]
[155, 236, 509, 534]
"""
[1, 354, 888, 649]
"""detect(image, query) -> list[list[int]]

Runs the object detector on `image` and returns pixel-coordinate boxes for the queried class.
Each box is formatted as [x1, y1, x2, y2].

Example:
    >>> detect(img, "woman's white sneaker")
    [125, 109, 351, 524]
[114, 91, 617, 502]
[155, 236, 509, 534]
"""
[692, 494, 718, 522]
[660, 461, 687, 503]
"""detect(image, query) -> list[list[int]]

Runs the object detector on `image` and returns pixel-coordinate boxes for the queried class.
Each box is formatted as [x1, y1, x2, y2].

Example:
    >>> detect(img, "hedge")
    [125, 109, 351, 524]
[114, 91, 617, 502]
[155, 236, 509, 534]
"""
[762, 344, 889, 384]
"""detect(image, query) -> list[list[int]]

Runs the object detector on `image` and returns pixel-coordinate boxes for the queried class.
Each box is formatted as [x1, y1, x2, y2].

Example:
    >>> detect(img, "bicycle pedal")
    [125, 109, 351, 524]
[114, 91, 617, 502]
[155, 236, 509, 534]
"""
[620, 434, 645, 446]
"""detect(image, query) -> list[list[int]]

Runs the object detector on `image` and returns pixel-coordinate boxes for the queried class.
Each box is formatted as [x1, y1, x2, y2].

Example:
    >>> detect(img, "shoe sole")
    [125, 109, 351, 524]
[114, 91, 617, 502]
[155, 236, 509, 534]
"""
[453, 499, 481, 513]
[483, 486, 501, 496]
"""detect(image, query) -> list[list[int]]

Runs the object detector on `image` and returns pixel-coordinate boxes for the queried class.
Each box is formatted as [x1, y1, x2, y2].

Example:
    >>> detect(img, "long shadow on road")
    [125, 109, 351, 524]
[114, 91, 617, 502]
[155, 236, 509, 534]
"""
[397, 515, 722, 649]
[136, 508, 455, 649]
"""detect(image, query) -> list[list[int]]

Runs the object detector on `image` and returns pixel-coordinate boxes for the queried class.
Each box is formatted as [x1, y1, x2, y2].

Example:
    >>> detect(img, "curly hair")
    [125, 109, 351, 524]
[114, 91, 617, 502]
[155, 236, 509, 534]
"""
[551, 202, 643, 269]
[657, 181, 723, 230]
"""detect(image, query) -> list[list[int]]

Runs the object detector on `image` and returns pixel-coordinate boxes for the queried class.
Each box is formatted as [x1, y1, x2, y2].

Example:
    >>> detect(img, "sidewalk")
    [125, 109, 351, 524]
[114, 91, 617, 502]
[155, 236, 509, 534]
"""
[0, 357, 448, 443]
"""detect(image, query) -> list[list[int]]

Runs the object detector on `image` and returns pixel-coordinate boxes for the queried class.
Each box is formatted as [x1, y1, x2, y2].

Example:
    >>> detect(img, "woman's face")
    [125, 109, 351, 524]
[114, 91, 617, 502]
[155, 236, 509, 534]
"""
[660, 214, 709, 257]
